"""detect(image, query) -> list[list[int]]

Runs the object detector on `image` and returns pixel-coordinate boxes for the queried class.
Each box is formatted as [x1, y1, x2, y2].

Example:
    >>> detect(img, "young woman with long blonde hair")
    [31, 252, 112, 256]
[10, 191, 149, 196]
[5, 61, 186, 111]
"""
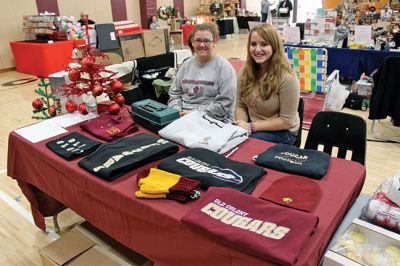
[235, 23, 300, 144]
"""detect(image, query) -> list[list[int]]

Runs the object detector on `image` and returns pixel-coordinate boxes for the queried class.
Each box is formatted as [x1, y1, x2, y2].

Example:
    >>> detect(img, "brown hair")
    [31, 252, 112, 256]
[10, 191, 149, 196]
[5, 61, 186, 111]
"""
[240, 23, 294, 100]
[192, 23, 220, 41]
[187, 30, 195, 53]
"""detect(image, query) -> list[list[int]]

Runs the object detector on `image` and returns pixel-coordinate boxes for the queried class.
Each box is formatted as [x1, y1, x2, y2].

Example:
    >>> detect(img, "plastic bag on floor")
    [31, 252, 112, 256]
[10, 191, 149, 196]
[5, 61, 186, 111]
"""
[363, 171, 400, 232]
[324, 70, 350, 111]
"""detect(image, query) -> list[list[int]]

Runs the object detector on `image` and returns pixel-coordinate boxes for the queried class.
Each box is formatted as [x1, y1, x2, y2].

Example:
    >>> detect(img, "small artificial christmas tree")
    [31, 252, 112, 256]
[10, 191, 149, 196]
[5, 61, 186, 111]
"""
[61, 20, 125, 115]
[31, 78, 58, 119]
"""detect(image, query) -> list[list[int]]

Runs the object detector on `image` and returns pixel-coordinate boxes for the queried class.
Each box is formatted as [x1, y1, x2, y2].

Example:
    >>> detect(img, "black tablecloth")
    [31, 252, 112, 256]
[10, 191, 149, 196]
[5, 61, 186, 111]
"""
[236, 16, 260, 30]
[217, 19, 234, 36]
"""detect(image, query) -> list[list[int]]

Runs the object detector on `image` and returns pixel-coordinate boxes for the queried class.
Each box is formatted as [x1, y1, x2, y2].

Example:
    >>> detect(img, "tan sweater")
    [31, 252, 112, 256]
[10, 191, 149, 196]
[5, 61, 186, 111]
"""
[236, 71, 300, 133]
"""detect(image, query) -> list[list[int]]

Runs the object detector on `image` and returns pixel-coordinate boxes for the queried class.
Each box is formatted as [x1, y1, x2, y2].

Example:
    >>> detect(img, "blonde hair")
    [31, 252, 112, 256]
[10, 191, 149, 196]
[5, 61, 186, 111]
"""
[240, 23, 294, 100]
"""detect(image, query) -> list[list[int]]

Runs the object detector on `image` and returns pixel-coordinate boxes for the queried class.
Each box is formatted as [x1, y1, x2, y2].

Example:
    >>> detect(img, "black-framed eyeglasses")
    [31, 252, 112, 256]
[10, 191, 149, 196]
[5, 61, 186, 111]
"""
[192, 39, 214, 46]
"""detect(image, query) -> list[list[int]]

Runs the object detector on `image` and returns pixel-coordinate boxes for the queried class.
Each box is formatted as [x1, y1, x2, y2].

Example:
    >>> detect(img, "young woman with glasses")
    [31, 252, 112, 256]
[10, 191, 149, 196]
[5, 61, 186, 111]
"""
[168, 23, 236, 123]
[234, 23, 300, 145]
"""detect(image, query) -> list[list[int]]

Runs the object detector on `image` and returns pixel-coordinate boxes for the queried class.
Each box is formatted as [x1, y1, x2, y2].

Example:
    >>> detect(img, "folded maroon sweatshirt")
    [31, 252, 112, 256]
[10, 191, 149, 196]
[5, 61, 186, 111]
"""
[80, 113, 138, 142]
[182, 187, 319, 266]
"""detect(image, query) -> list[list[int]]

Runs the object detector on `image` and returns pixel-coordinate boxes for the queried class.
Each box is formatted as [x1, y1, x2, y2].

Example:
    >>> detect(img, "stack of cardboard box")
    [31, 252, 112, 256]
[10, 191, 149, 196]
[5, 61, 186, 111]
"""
[120, 29, 170, 61]
[39, 221, 153, 266]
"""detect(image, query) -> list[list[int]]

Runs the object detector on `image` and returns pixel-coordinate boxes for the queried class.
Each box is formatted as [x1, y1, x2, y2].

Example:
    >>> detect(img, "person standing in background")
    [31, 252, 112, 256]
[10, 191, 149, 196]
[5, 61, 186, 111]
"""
[277, 0, 293, 18]
[260, 0, 275, 23]
[78, 11, 95, 26]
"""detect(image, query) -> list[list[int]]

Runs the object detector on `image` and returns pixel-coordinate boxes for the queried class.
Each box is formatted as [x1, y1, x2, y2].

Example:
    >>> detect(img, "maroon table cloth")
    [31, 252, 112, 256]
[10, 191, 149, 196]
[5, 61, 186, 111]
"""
[7, 119, 365, 266]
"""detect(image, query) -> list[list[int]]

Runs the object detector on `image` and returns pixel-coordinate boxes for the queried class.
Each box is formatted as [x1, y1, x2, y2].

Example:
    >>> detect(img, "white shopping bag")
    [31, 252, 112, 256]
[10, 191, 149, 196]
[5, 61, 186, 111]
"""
[323, 70, 350, 111]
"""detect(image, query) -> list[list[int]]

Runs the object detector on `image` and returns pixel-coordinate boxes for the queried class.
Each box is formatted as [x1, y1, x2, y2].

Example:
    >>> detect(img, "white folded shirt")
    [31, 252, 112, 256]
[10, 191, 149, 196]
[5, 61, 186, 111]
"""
[158, 111, 248, 154]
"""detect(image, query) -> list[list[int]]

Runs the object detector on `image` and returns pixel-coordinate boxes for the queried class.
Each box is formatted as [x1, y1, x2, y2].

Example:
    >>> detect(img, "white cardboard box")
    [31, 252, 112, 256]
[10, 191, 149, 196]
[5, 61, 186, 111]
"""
[324, 251, 361, 266]
[323, 218, 400, 266]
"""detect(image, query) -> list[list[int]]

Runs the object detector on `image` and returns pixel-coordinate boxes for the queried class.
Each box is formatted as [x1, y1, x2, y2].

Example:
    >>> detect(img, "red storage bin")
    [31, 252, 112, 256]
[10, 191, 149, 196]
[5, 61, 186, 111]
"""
[180, 24, 196, 45]
[10, 39, 85, 77]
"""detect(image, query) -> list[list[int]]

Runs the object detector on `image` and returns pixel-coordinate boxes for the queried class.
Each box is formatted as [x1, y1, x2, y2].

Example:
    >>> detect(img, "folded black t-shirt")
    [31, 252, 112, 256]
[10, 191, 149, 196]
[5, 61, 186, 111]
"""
[79, 133, 179, 181]
[157, 148, 266, 194]
[46, 132, 101, 161]
[255, 144, 330, 180]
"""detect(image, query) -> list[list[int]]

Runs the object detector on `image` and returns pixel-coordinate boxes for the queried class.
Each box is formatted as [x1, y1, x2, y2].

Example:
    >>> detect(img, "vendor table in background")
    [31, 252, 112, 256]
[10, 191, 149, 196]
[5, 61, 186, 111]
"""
[236, 16, 261, 30]
[8, 115, 366, 266]
[223, 17, 239, 34]
[10, 40, 85, 77]
[217, 18, 234, 37]
[286, 44, 400, 79]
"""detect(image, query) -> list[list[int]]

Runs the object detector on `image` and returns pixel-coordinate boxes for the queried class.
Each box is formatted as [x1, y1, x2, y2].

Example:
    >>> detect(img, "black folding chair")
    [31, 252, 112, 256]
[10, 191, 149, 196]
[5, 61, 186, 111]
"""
[304, 111, 366, 165]
[293, 97, 304, 148]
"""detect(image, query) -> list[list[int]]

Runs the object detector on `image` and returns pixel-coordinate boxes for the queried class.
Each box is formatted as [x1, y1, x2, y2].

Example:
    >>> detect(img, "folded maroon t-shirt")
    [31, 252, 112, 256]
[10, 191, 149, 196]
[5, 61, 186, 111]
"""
[182, 187, 319, 266]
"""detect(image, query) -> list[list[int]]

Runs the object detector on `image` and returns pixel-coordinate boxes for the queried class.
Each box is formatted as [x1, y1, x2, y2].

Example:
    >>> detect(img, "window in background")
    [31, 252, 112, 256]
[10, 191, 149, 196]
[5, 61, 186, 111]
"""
[246, 0, 262, 17]
[245, 1, 296, 24]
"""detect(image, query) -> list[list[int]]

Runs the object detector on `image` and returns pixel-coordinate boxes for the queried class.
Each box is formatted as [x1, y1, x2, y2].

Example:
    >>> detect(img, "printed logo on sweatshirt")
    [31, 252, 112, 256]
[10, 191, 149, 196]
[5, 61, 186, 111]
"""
[199, 136, 211, 145]
[274, 152, 309, 165]
[201, 199, 290, 240]
[55, 138, 86, 154]
[92, 139, 170, 172]
[105, 127, 121, 135]
[175, 156, 243, 184]
[182, 79, 215, 86]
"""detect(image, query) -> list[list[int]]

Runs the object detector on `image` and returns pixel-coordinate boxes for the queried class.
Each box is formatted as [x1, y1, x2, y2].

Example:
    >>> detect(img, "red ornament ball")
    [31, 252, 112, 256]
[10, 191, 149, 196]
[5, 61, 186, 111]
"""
[78, 103, 88, 115]
[32, 98, 43, 110]
[65, 100, 78, 113]
[91, 83, 104, 97]
[48, 105, 57, 117]
[82, 57, 95, 69]
[110, 80, 124, 94]
[108, 103, 121, 115]
[113, 94, 125, 106]
[68, 69, 81, 81]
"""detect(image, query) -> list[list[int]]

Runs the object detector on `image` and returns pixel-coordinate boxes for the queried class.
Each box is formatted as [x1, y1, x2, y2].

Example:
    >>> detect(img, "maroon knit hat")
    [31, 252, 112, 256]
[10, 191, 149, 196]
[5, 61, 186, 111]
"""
[260, 175, 322, 213]
[168, 176, 201, 203]
[169, 176, 201, 195]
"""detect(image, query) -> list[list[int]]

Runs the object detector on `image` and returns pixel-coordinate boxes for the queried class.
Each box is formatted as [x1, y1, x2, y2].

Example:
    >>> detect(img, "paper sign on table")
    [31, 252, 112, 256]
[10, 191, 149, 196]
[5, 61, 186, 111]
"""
[355, 25, 372, 46]
[14, 119, 67, 143]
